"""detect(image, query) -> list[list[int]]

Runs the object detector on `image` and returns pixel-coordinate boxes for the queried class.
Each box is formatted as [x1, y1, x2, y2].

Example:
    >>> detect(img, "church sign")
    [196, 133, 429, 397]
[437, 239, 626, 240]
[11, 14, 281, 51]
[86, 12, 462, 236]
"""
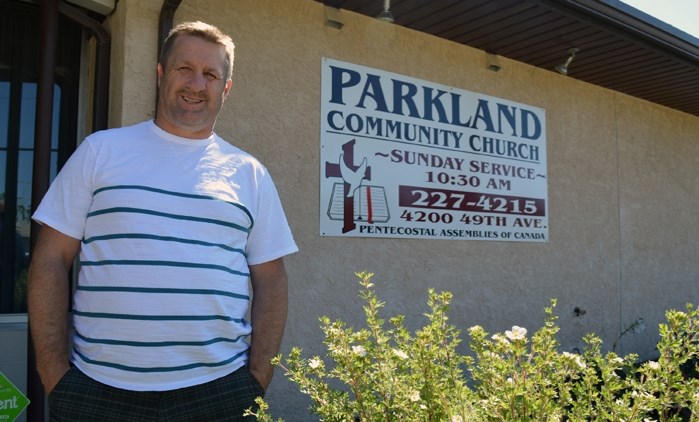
[320, 58, 548, 242]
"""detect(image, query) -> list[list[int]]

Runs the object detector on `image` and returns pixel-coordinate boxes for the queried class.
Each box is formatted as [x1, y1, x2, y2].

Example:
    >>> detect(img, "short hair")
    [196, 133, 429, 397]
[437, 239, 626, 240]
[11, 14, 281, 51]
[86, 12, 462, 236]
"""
[159, 21, 235, 80]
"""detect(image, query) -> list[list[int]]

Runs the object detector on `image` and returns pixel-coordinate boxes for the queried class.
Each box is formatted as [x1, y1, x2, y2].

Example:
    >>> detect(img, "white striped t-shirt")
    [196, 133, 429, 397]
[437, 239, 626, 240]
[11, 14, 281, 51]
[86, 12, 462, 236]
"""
[33, 120, 298, 391]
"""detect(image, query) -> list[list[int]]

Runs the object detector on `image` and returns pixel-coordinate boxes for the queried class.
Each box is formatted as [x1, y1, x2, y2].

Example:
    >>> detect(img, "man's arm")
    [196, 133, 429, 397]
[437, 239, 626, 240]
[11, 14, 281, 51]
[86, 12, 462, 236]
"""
[248, 257, 289, 391]
[28, 225, 81, 394]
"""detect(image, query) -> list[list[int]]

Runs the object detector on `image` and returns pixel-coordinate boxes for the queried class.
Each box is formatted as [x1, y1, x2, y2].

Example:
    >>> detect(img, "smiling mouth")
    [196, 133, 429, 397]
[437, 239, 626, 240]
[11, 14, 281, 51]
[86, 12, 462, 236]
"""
[181, 95, 204, 104]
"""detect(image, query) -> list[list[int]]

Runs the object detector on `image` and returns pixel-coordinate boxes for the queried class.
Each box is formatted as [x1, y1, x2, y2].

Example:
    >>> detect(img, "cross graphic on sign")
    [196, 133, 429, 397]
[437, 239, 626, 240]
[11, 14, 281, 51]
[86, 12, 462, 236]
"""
[324, 139, 372, 233]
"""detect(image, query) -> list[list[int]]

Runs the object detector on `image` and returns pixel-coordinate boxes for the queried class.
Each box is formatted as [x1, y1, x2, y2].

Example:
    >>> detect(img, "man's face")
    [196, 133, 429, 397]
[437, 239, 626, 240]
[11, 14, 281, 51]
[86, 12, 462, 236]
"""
[155, 35, 232, 139]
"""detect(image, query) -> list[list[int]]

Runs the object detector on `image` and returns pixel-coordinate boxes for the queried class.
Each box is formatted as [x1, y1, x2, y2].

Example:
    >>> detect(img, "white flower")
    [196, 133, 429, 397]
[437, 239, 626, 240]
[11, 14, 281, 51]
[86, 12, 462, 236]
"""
[393, 348, 408, 359]
[491, 334, 510, 344]
[409, 390, 421, 402]
[575, 357, 587, 369]
[632, 391, 653, 399]
[309, 357, 322, 369]
[451, 416, 464, 422]
[646, 361, 659, 370]
[352, 345, 367, 357]
[505, 326, 527, 341]
[483, 351, 499, 360]
[468, 325, 483, 334]
[562, 352, 586, 369]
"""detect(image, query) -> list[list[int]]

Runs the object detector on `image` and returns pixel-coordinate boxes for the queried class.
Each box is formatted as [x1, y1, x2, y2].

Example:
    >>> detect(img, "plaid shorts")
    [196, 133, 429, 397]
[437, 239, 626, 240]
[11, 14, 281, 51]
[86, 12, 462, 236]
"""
[48, 365, 264, 421]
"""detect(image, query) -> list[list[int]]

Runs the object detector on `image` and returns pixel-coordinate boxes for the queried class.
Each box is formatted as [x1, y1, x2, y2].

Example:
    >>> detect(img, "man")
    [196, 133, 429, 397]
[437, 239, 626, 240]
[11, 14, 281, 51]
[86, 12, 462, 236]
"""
[28, 21, 297, 421]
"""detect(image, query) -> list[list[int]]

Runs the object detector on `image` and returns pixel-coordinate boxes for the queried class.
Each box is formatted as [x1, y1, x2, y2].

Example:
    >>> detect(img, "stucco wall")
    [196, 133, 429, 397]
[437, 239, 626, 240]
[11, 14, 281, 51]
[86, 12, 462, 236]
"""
[106, 0, 699, 419]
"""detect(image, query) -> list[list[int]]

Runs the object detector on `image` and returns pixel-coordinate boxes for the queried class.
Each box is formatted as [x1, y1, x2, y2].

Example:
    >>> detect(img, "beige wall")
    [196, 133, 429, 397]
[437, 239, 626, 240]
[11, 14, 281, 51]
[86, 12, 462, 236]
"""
[106, 0, 699, 418]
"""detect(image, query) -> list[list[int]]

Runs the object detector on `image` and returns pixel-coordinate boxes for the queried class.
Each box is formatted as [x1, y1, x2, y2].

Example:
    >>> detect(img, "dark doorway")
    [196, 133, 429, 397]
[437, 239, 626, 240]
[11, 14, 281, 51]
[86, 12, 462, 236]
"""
[0, 0, 82, 314]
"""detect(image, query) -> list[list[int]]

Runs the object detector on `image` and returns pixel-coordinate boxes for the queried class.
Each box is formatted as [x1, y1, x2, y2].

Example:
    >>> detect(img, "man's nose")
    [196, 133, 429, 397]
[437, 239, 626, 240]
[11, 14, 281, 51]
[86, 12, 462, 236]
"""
[186, 72, 207, 91]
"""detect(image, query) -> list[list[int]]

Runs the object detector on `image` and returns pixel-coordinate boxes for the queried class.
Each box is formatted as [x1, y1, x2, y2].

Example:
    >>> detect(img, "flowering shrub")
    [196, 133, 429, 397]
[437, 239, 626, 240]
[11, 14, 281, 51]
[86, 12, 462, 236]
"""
[246, 272, 699, 421]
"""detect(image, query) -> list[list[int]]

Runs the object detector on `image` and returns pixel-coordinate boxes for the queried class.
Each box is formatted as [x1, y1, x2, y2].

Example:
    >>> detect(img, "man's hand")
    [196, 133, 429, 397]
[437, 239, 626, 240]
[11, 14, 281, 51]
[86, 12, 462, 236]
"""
[41, 364, 71, 395]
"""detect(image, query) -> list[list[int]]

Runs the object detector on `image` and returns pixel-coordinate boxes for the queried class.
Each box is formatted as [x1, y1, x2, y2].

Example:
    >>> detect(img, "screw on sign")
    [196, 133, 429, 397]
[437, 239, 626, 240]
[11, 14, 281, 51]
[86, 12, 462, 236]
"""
[0, 372, 29, 422]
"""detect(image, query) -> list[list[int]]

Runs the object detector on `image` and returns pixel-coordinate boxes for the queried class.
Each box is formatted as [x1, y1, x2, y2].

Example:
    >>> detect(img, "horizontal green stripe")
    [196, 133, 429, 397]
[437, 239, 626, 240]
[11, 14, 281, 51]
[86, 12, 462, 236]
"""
[83, 233, 246, 256]
[75, 330, 247, 347]
[93, 185, 253, 225]
[74, 347, 248, 373]
[76, 285, 249, 301]
[80, 259, 250, 277]
[87, 207, 249, 233]
[73, 310, 243, 322]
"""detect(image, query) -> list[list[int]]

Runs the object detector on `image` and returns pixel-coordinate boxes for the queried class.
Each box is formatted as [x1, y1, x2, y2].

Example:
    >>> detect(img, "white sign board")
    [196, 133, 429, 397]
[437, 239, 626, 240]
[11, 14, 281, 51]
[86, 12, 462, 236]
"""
[320, 58, 548, 242]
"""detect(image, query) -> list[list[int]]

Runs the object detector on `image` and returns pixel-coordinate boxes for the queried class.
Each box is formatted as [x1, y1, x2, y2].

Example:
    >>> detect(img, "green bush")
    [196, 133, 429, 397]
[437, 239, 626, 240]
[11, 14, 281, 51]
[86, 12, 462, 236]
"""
[246, 272, 699, 421]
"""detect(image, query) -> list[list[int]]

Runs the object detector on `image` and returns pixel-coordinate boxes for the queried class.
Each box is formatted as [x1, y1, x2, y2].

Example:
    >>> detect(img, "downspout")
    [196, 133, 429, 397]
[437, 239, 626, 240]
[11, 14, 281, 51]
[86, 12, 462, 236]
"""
[156, 0, 183, 113]
[27, 0, 58, 418]
[27, 3, 110, 421]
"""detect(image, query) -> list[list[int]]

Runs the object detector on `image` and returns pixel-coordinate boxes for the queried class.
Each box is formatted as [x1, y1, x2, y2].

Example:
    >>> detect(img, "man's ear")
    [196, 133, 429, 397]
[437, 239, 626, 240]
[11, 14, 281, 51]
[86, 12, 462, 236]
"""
[223, 78, 233, 99]
[157, 63, 163, 88]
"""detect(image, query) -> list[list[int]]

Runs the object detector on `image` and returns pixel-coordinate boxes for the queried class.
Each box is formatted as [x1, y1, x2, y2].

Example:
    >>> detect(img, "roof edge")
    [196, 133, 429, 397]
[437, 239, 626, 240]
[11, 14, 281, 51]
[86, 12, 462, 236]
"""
[531, 0, 699, 65]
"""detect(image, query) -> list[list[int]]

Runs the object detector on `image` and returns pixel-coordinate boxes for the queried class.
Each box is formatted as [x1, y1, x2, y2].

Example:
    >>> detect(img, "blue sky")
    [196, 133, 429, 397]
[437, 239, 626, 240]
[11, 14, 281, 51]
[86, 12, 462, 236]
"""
[622, 0, 699, 38]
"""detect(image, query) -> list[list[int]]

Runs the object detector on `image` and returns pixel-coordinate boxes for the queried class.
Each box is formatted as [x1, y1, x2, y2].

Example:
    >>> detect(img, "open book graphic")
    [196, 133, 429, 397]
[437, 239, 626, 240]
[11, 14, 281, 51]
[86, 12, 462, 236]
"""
[327, 183, 390, 223]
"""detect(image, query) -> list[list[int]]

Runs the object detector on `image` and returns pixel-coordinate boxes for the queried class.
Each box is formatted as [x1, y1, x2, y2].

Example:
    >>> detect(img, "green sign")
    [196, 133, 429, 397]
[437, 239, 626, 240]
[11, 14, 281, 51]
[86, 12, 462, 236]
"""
[0, 372, 29, 422]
